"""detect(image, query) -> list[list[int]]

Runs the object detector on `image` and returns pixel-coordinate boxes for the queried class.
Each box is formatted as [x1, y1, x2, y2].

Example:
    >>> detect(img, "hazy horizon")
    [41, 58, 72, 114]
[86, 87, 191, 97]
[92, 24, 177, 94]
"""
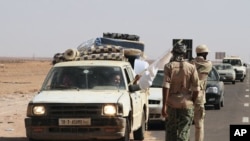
[1, 0, 250, 63]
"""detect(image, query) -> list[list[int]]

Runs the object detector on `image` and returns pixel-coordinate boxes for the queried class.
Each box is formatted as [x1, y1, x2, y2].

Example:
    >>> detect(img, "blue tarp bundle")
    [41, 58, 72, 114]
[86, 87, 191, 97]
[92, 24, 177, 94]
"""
[78, 37, 144, 52]
[95, 37, 144, 52]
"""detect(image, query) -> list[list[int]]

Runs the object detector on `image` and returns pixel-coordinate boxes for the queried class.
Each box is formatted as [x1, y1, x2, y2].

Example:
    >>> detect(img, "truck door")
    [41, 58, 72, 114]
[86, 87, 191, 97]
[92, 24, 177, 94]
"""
[124, 66, 142, 129]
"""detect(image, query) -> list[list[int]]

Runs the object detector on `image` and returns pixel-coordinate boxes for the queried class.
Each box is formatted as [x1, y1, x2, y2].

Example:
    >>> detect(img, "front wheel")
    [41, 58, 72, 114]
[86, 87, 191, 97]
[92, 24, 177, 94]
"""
[214, 102, 221, 110]
[232, 80, 235, 84]
[117, 118, 130, 141]
[240, 78, 244, 82]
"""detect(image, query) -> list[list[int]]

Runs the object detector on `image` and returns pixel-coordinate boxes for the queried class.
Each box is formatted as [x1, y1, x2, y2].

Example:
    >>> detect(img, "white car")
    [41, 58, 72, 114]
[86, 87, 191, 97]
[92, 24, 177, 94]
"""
[213, 63, 236, 84]
[148, 70, 165, 125]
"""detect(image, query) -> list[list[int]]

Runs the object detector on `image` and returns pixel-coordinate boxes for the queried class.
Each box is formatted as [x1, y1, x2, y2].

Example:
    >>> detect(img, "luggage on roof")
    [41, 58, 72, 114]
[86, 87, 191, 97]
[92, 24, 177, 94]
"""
[53, 33, 145, 66]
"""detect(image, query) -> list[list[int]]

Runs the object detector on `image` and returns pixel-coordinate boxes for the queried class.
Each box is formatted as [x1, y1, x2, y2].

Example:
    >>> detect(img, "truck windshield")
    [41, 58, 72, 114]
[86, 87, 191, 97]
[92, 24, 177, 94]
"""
[41, 66, 125, 90]
[222, 59, 242, 66]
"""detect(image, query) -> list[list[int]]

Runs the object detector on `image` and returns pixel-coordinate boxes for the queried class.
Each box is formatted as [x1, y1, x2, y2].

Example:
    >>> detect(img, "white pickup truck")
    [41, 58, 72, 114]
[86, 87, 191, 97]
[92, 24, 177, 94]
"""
[25, 34, 149, 141]
[25, 59, 149, 141]
[222, 56, 247, 82]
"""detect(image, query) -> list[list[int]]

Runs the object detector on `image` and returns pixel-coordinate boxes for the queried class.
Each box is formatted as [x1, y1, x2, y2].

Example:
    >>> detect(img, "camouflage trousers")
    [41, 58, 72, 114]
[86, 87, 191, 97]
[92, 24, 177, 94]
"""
[194, 104, 205, 141]
[165, 106, 194, 141]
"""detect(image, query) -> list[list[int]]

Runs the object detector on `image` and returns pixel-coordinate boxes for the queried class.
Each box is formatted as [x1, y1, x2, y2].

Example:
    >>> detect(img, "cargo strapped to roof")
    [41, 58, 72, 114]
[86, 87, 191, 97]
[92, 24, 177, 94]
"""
[52, 33, 145, 65]
[52, 44, 142, 65]
[103, 32, 140, 41]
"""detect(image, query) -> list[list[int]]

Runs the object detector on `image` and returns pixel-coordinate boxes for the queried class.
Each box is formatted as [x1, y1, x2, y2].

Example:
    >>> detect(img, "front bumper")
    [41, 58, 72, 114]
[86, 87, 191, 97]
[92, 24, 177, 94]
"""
[235, 71, 244, 80]
[148, 99, 164, 123]
[148, 106, 165, 123]
[220, 75, 235, 82]
[148, 100, 165, 123]
[25, 117, 126, 140]
[205, 93, 221, 105]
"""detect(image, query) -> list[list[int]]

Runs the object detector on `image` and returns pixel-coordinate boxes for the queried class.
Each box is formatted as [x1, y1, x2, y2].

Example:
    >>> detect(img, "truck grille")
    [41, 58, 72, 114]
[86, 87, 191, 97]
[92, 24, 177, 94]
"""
[49, 127, 100, 133]
[149, 114, 162, 118]
[149, 100, 160, 104]
[47, 104, 103, 117]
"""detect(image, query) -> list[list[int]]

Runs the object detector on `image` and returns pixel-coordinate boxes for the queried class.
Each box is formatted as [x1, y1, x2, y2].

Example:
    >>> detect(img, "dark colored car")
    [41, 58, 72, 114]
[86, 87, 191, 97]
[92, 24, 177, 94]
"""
[205, 67, 225, 110]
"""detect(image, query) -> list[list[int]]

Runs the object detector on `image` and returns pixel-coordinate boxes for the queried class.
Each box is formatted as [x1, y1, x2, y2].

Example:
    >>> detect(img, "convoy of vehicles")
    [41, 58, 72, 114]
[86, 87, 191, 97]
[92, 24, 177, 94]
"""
[24, 32, 247, 140]
[25, 33, 149, 141]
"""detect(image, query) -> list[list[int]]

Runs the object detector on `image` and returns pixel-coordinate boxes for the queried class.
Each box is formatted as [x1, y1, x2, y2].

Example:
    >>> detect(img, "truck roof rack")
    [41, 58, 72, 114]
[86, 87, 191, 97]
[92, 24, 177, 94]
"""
[103, 32, 140, 41]
[52, 33, 145, 66]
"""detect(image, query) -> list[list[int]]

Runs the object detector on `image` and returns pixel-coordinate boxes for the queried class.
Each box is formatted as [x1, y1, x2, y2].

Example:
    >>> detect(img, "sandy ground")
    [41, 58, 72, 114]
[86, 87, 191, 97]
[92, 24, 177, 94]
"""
[0, 59, 52, 140]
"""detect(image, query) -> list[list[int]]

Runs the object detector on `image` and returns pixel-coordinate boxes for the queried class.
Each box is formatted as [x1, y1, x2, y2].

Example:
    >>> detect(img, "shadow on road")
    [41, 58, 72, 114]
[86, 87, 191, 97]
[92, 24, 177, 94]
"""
[0, 137, 27, 141]
[0, 137, 143, 141]
[147, 122, 165, 131]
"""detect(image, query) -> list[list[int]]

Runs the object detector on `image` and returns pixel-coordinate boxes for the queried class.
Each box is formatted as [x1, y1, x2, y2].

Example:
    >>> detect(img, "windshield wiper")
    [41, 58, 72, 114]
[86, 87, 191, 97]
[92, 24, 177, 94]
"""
[51, 85, 80, 90]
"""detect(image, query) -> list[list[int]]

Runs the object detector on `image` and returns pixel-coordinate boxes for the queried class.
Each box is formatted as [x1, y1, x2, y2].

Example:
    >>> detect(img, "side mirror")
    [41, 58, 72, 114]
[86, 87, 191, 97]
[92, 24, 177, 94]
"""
[129, 84, 141, 92]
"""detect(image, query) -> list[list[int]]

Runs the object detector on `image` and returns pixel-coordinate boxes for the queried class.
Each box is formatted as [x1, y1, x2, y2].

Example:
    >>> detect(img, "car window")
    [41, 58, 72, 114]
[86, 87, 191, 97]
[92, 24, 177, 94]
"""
[207, 68, 219, 81]
[151, 70, 164, 88]
[223, 59, 242, 66]
[42, 66, 125, 90]
[225, 65, 232, 69]
[214, 65, 223, 70]
[214, 64, 233, 70]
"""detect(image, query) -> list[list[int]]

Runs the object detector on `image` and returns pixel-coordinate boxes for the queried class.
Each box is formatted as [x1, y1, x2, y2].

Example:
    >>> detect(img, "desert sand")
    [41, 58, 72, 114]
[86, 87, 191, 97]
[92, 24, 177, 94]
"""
[0, 59, 52, 140]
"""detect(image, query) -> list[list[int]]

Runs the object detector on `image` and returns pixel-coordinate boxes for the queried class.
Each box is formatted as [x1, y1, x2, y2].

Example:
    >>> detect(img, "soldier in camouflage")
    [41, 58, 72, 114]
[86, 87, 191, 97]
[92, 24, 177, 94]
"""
[192, 44, 212, 141]
[162, 42, 200, 141]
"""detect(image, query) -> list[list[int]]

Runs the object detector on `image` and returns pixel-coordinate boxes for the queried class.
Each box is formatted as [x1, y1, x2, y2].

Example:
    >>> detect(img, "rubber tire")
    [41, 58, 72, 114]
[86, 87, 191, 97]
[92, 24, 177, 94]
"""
[232, 81, 235, 84]
[214, 102, 221, 110]
[221, 100, 224, 107]
[117, 118, 130, 141]
[28, 138, 40, 141]
[133, 111, 145, 140]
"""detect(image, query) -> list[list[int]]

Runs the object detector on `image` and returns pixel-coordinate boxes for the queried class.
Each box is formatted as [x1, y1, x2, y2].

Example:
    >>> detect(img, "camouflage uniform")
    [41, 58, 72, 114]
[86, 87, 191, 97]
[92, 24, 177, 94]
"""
[163, 58, 200, 141]
[192, 56, 212, 141]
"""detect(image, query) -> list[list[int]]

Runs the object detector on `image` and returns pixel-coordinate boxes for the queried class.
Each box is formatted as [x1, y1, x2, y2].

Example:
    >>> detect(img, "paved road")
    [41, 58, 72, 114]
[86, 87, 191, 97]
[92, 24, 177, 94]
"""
[146, 68, 250, 141]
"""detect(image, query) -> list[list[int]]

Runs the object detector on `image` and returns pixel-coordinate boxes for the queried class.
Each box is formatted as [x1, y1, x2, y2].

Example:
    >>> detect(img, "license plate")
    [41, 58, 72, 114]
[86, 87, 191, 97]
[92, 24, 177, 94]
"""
[208, 98, 216, 101]
[59, 118, 91, 126]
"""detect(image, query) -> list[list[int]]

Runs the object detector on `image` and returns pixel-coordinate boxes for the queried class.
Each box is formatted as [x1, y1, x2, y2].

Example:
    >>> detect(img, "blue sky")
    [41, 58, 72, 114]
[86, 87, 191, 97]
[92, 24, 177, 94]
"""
[1, 0, 250, 62]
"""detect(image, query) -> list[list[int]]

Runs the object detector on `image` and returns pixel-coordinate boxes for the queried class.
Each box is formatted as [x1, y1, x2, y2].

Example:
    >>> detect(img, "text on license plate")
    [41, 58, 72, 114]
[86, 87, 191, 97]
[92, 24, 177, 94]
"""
[208, 98, 216, 101]
[59, 118, 91, 126]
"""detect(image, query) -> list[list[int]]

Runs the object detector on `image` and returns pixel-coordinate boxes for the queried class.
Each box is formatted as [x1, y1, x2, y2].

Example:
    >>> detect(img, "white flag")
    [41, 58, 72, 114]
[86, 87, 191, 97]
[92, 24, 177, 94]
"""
[138, 49, 172, 90]
[134, 59, 149, 74]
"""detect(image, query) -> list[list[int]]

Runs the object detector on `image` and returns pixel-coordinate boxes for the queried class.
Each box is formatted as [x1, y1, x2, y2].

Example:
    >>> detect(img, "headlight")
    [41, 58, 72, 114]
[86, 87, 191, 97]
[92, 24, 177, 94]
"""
[206, 87, 218, 94]
[103, 104, 117, 116]
[33, 105, 46, 115]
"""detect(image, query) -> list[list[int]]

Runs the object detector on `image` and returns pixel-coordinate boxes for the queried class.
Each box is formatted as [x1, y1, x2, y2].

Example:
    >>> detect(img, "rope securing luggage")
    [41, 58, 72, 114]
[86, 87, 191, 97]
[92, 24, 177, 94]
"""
[81, 52, 124, 61]
[80, 45, 124, 55]
[52, 33, 146, 65]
